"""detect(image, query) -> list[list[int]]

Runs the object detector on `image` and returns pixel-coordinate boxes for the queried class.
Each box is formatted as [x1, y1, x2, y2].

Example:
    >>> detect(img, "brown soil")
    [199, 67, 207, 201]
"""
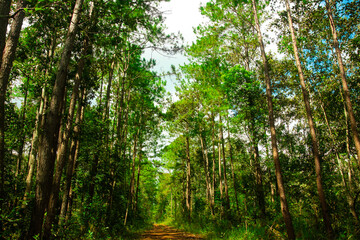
[140, 224, 204, 240]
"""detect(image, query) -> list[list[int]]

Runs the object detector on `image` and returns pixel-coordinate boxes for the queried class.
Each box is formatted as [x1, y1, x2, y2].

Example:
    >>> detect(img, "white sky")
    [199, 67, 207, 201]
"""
[143, 0, 207, 94]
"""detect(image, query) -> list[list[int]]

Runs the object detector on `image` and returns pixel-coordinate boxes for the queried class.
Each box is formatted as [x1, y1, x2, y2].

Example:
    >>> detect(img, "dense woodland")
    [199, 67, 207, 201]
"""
[0, 0, 359, 239]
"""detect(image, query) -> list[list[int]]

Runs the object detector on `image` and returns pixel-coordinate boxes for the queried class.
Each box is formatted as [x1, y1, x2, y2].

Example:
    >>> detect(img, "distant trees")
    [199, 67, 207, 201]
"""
[157, 0, 360, 239]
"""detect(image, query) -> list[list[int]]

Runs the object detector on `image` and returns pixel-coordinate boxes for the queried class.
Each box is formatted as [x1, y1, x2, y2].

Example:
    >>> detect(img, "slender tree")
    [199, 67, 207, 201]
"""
[251, 0, 295, 238]
[325, 0, 360, 166]
[285, 0, 333, 236]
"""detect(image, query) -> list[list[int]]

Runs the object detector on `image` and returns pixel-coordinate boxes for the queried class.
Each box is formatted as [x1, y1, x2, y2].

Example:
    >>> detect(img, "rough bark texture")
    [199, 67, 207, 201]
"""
[285, 0, 333, 237]
[251, 0, 295, 239]
[28, 0, 84, 237]
[0, 0, 26, 201]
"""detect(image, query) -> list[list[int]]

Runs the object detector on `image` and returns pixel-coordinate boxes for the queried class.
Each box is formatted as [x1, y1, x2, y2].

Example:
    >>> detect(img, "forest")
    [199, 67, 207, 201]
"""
[0, 0, 359, 239]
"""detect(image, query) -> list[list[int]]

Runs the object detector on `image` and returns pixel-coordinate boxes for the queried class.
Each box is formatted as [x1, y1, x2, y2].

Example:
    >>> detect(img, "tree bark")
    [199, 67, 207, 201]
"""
[28, 0, 84, 237]
[285, 0, 333, 237]
[0, 0, 26, 200]
[59, 87, 86, 226]
[0, 0, 11, 63]
[251, 0, 295, 238]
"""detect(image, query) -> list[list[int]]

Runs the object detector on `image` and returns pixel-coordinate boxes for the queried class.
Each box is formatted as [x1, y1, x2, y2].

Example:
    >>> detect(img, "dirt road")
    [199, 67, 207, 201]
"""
[140, 224, 204, 239]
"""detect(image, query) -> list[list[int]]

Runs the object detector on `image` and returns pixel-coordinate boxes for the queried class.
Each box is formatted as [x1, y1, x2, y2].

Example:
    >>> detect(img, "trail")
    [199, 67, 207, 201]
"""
[141, 224, 204, 239]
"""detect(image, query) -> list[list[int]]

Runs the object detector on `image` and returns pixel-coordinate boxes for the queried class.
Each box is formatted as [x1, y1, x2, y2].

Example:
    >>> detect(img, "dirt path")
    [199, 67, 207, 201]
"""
[140, 224, 204, 239]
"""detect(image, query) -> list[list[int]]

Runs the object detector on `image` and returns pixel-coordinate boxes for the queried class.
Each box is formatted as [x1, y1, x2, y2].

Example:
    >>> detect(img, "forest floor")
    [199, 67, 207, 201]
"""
[140, 224, 204, 239]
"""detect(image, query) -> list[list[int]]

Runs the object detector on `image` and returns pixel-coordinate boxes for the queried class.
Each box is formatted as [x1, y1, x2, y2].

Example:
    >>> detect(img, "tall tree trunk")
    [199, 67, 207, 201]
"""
[59, 88, 86, 226]
[317, 92, 359, 224]
[253, 141, 265, 218]
[124, 112, 142, 226]
[103, 59, 115, 122]
[0, 0, 26, 201]
[28, 0, 84, 237]
[0, 0, 11, 63]
[199, 132, 214, 215]
[43, 1, 96, 228]
[185, 125, 191, 221]
[219, 115, 230, 210]
[22, 87, 47, 206]
[251, 0, 295, 239]
[23, 34, 56, 206]
[249, 97, 265, 218]
[325, 0, 360, 166]
[227, 127, 239, 212]
[211, 113, 216, 213]
[134, 144, 143, 215]
[43, 45, 87, 238]
[285, 0, 333, 237]
[217, 125, 223, 200]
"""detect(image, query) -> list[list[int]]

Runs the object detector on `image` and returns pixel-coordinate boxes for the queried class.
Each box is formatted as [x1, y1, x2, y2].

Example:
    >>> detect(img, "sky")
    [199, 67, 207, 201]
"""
[143, 0, 207, 94]
[143, 0, 281, 96]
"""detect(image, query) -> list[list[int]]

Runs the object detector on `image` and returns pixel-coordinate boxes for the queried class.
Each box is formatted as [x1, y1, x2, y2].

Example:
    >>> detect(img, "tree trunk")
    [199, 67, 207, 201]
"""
[124, 112, 142, 226]
[199, 132, 214, 215]
[219, 115, 230, 210]
[248, 96, 265, 218]
[28, 0, 84, 237]
[0, 0, 11, 63]
[285, 0, 333, 237]
[211, 113, 216, 213]
[0, 0, 26, 200]
[317, 92, 359, 224]
[325, 0, 360, 166]
[185, 126, 191, 221]
[251, 0, 295, 238]
[43, 42, 87, 238]
[22, 87, 47, 206]
[23, 34, 57, 207]
[59, 88, 86, 226]
[134, 144, 143, 215]
[227, 127, 239, 212]
[217, 126, 223, 200]
[103, 59, 115, 121]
